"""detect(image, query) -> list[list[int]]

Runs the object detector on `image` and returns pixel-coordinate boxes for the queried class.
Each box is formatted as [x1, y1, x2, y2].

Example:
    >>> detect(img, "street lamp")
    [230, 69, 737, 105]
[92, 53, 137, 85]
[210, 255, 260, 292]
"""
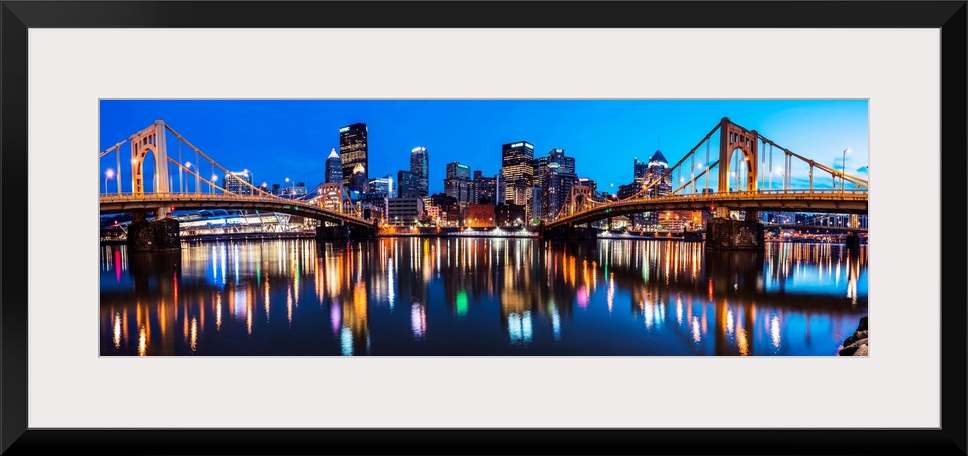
[842, 148, 851, 191]
[285, 177, 293, 196]
[211, 174, 218, 194]
[104, 168, 114, 194]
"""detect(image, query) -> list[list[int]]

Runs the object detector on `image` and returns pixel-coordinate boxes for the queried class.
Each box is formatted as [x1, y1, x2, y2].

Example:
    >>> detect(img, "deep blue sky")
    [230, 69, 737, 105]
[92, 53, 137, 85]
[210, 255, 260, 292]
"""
[99, 100, 868, 195]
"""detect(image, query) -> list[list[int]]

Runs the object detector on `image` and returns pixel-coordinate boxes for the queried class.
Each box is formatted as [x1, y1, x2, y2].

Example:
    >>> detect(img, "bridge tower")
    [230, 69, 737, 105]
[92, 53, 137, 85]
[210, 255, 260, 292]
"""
[126, 119, 180, 251]
[706, 118, 764, 250]
[717, 117, 758, 218]
[129, 119, 171, 218]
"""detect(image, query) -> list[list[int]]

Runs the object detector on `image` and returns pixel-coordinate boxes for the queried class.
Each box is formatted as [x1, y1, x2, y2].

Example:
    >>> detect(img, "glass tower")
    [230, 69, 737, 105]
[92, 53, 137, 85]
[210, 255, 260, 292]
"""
[339, 123, 368, 188]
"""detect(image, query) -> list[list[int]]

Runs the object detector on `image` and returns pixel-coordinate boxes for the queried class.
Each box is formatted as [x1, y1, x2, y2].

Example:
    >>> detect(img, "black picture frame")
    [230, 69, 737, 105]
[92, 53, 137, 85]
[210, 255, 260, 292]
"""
[2, 1, 965, 455]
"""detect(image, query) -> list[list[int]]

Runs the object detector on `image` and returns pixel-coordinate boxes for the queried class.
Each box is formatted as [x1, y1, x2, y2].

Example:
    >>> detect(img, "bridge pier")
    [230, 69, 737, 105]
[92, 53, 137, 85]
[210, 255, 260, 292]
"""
[540, 225, 597, 241]
[315, 223, 376, 241]
[845, 233, 861, 252]
[705, 218, 764, 251]
[126, 211, 180, 252]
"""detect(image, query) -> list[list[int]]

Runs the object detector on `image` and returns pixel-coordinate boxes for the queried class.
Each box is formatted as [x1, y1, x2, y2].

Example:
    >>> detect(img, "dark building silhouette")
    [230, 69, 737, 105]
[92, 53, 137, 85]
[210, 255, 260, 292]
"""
[495, 203, 526, 227]
[398, 170, 421, 198]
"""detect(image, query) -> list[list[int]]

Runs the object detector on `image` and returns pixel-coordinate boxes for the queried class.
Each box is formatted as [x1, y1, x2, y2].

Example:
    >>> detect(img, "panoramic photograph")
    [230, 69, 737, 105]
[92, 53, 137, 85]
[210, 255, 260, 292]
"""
[99, 100, 869, 356]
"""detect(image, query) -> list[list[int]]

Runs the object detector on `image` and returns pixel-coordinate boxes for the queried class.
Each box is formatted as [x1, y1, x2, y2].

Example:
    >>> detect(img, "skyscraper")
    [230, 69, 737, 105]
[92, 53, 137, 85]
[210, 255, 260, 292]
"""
[534, 149, 575, 188]
[446, 162, 471, 180]
[534, 148, 577, 222]
[369, 174, 395, 198]
[540, 163, 578, 222]
[501, 141, 534, 214]
[339, 123, 368, 188]
[445, 162, 472, 209]
[472, 170, 483, 204]
[495, 173, 506, 205]
[223, 170, 253, 195]
[398, 170, 421, 198]
[643, 150, 672, 197]
[639, 149, 673, 228]
[472, 170, 499, 205]
[349, 163, 367, 194]
[558, 151, 575, 174]
[633, 157, 650, 183]
[325, 148, 343, 184]
[410, 146, 429, 197]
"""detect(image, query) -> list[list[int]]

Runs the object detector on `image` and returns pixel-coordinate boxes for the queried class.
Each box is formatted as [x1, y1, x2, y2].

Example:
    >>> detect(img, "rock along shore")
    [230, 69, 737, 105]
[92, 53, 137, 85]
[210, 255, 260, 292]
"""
[839, 316, 868, 356]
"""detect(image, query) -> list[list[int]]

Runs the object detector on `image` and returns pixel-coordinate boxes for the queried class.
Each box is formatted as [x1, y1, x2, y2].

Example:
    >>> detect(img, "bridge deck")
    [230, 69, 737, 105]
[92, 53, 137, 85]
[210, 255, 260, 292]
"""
[99, 193, 374, 228]
[548, 190, 868, 229]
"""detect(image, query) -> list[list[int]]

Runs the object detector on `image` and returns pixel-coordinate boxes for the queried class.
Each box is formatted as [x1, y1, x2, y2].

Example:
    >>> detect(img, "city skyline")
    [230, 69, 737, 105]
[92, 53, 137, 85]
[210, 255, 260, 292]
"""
[99, 100, 871, 358]
[99, 100, 869, 196]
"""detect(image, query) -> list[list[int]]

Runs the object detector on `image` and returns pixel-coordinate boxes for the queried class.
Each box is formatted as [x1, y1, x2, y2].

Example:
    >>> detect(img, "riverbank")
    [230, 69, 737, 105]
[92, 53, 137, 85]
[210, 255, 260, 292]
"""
[838, 316, 868, 356]
[101, 231, 855, 245]
[102, 232, 711, 244]
[182, 231, 316, 242]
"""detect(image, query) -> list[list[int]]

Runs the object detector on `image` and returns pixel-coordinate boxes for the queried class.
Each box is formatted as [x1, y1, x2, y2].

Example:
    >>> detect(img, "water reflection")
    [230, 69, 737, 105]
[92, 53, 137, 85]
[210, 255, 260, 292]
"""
[411, 300, 427, 339]
[100, 238, 868, 356]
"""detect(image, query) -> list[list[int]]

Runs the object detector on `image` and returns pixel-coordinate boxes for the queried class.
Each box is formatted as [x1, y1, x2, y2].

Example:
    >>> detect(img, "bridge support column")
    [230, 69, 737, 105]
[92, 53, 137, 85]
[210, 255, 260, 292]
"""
[316, 223, 376, 241]
[705, 218, 764, 251]
[845, 233, 861, 252]
[316, 224, 350, 240]
[126, 211, 180, 252]
[541, 225, 597, 241]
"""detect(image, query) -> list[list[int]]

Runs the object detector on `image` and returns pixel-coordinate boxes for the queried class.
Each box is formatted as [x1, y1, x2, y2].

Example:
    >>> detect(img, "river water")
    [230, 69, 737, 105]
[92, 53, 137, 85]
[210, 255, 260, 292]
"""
[99, 237, 868, 356]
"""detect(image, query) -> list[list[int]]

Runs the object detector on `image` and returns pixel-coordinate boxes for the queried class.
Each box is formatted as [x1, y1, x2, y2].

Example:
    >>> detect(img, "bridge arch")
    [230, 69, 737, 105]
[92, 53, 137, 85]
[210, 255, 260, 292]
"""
[726, 147, 752, 192]
[718, 118, 758, 193]
[130, 120, 169, 196]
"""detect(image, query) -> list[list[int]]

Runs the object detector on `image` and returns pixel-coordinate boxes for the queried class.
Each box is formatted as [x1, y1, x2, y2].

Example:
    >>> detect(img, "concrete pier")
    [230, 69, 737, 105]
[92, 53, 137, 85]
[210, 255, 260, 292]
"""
[315, 224, 376, 241]
[705, 218, 764, 251]
[126, 215, 180, 252]
[845, 233, 861, 251]
[539, 225, 598, 241]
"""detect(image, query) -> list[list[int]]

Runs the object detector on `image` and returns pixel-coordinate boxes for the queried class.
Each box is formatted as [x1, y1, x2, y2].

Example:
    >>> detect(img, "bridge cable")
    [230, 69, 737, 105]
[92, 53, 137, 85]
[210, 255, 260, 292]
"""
[99, 140, 127, 159]
[758, 134, 868, 189]
[165, 126, 370, 223]
[164, 157, 370, 225]
[627, 122, 721, 201]
[115, 141, 122, 196]
[705, 138, 710, 192]
[178, 138, 183, 193]
[165, 125, 277, 199]
[768, 143, 773, 191]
